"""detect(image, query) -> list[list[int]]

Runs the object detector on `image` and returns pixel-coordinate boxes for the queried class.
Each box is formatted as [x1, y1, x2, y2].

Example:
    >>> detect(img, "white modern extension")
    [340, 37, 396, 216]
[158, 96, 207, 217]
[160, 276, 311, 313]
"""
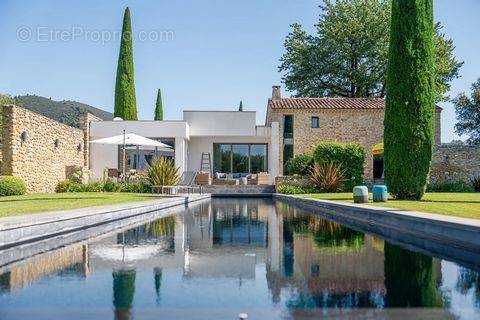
[89, 110, 280, 183]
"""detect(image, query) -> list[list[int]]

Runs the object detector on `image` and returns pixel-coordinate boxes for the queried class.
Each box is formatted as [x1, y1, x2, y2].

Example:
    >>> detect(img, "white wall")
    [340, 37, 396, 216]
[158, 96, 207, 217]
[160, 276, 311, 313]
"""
[88, 117, 279, 182]
[89, 143, 118, 180]
[90, 120, 189, 139]
[184, 111, 257, 136]
[89, 120, 190, 179]
[175, 138, 187, 174]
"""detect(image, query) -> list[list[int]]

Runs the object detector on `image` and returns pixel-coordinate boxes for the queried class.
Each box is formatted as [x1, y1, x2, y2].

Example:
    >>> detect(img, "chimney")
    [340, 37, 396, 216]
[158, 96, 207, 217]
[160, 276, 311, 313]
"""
[272, 85, 281, 100]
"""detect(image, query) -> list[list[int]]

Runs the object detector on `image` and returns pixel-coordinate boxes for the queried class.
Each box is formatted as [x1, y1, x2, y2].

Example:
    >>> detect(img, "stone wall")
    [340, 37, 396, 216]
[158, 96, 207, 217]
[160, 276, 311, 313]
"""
[267, 107, 442, 181]
[1, 105, 94, 193]
[275, 175, 310, 190]
[430, 144, 480, 185]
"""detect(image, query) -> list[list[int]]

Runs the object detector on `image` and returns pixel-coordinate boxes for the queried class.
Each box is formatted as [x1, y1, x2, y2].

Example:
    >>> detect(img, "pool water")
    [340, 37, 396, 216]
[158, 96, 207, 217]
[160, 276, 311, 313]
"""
[0, 198, 479, 319]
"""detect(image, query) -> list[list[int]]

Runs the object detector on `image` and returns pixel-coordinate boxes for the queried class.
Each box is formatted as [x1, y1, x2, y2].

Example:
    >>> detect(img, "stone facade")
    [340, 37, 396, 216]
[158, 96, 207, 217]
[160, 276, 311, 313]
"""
[1, 105, 94, 193]
[79, 113, 101, 167]
[266, 101, 442, 181]
[430, 144, 480, 185]
[275, 175, 310, 190]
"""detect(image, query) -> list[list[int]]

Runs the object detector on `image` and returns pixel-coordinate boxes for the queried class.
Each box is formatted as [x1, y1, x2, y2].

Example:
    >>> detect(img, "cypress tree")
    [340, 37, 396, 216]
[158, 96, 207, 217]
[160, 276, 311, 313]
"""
[154, 88, 163, 120]
[384, 0, 435, 200]
[238, 100, 243, 111]
[114, 7, 137, 120]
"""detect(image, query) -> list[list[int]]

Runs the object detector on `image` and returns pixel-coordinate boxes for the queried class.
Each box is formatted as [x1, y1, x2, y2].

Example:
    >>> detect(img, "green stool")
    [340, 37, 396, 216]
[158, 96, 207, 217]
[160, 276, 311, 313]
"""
[353, 186, 369, 203]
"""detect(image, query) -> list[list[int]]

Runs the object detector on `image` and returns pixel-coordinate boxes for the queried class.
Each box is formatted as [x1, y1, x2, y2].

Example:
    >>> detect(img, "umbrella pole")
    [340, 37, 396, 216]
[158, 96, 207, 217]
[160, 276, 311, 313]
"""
[122, 130, 126, 183]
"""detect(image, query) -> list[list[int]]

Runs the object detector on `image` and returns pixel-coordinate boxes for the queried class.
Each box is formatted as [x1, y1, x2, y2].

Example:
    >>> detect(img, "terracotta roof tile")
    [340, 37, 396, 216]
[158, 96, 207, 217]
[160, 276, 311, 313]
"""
[268, 97, 442, 111]
[268, 97, 386, 110]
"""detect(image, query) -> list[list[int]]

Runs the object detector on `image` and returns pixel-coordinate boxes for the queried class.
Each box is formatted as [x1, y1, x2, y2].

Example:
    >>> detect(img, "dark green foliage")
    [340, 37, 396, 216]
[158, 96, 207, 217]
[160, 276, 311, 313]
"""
[384, 0, 435, 200]
[0, 176, 26, 196]
[0, 94, 15, 143]
[63, 181, 104, 193]
[471, 176, 480, 192]
[384, 243, 441, 307]
[114, 7, 137, 120]
[238, 100, 243, 111]
[55, 180, 76, 193]
[276, 184, 316, 195]
[285, 153, 313, 175]
[279, 0, 462, 102]
[312, 142, 365, 191]
[427, 182, 474, 193]
[113, 270, 136, 318]
[287, 215, 364, 250]
[118, 182, 151, 193]
[55, 180, 151, 193]
[103, 180, 121, 192]
[154, 88, 163, 120]
[454, 79, 480, 144]
[154, 268, 162, 301]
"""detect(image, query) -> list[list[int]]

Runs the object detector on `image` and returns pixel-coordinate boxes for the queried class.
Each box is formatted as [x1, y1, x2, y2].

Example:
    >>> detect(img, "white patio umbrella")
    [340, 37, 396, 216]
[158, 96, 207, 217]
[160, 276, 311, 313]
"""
[90, 245, 164, 263]
[91, 130, 172, 181]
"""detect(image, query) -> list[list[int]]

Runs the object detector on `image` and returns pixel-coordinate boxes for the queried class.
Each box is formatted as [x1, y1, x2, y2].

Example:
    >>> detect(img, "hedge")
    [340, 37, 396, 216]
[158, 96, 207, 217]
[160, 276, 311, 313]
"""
[312, 142, 365, 191]
[277, 184, 316, 195]
[56, 179, 151, 194]
[285, 153, 314, 176]
[0, 176, 27, 196]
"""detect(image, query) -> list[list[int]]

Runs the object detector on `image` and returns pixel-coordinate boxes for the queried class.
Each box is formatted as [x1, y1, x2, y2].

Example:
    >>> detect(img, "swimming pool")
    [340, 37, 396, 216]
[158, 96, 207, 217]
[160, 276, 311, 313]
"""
[0, 198, 478, 319]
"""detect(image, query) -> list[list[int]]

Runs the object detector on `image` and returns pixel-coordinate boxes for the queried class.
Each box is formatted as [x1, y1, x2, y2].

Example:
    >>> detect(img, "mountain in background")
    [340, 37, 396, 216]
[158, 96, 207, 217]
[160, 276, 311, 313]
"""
[14, 95, 113, 128]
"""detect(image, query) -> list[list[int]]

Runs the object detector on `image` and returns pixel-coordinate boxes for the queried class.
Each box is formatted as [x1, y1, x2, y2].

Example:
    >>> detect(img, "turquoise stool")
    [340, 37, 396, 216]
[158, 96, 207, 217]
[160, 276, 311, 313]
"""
[372, 185, 388, 202]
[353, 186, 369, 203]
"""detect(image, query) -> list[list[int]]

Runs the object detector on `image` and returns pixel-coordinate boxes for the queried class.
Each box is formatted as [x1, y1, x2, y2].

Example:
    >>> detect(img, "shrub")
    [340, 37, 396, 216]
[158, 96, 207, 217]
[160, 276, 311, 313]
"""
[56, 179, 76, 193]
[79, 182, 104, 192]
[285, 153, 314, 176]
[310, 162, 346, 193]
[471, 176, 480, 192]
[119, 182, 151, 193]
[0, 176, 26, 196]
[312, 142, 365, 191]
[426, 182, 474, 193]
[69, 166, 92, 184]
[103, 180, 121, 192]
[146, 158, 179, 186]
[56, 180, 105, 193]
[277, 184, 316, 195]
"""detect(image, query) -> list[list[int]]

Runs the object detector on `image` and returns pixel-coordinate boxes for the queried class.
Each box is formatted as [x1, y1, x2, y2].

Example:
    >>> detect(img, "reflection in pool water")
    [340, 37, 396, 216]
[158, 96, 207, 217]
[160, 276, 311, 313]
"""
[0, 198, 478, 319]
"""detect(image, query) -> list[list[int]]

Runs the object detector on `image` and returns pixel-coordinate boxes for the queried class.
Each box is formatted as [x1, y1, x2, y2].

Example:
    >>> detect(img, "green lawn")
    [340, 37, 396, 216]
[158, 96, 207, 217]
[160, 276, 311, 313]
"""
[0, 192, 164, 217]
[299, 192, 480, 220]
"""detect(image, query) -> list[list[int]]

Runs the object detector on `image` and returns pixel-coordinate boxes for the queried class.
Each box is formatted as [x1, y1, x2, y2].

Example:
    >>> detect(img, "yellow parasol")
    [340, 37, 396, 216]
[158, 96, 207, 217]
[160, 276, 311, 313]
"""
[372, 143, 384, 156]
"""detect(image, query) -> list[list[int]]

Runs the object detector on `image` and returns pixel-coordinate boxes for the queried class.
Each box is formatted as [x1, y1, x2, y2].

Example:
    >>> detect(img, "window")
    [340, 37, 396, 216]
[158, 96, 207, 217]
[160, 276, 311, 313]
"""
[311, 117, 319, 128]
[213, 144, 232, 173]
[283, 115, 293, 138]
[213, 143, 268, 174]
[250, 144, 268, 173]
[232, 144, 249, 173]
[283, 144, 293, 173]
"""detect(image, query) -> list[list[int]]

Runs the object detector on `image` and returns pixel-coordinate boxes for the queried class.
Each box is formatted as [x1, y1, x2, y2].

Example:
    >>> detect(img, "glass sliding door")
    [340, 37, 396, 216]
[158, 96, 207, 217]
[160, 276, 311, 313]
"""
[232, 144, 249, 173]
[250, 144, 267, 173]
[213, 143, 268, 174]
[213, 144, 232, 173]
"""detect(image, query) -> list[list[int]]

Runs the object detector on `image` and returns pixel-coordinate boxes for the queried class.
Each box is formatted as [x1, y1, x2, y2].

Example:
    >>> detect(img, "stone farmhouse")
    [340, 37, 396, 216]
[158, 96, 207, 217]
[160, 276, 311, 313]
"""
[1, 85, 478, 193]
[266, 86, 442, 180]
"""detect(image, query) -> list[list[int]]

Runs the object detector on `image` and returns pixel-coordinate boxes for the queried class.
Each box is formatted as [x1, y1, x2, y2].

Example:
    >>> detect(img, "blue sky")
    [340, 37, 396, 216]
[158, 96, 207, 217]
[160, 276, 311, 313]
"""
[0, 0, 478, 142]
